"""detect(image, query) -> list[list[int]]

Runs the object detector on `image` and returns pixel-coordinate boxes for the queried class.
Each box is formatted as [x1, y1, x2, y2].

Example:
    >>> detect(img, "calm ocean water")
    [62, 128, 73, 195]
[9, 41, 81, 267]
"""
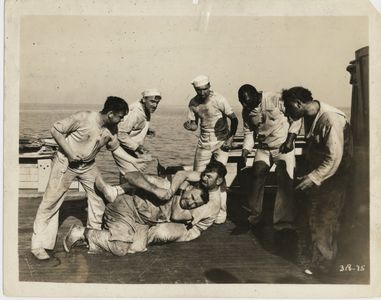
[20, 104, 350, 185]
[20, 105, 235, 184]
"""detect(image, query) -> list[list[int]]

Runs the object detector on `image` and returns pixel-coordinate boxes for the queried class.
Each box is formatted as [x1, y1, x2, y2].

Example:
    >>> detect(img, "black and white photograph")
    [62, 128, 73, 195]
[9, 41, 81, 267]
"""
[4, 0, 381, 298]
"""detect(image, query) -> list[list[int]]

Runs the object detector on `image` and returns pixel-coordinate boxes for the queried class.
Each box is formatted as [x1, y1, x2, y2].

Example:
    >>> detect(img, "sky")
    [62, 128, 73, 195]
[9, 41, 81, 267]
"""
[20, 16, 368, 108]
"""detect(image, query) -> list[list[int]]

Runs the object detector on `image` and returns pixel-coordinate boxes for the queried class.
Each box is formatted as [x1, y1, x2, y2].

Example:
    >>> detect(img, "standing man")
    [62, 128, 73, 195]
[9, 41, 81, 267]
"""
[116, 88, 161, 173]
[31, 96, 146, 260]
[184, 75, 238, 224]
[238, 84, 301, 231]
[282, 86, 353, 274]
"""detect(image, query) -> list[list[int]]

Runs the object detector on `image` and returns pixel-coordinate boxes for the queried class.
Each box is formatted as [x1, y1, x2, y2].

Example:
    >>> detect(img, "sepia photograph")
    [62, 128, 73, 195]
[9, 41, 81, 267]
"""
[4, 0, 381, 298]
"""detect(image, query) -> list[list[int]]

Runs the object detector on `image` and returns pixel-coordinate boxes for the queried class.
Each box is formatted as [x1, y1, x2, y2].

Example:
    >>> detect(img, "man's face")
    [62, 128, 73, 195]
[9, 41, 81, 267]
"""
[180, 188, 205, 210]
[200, 170, 221, 190]
[142, 96, 161, 114]
[239, 91, 260, 110]
[284, 99, 304, 121]
[108, 111, 127, 125]
[194, 83, 211, 100]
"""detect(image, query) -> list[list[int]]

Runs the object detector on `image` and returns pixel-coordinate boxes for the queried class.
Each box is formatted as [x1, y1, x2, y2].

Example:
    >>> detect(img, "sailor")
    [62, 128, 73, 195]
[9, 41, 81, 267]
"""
[183, 75, 238, 224]
[116, 88, 161, 173]
[238, 84, 302, 231]
[31, 96, 147, 260]
[282, 86, 353, 274]
[63, 160, 227, 255]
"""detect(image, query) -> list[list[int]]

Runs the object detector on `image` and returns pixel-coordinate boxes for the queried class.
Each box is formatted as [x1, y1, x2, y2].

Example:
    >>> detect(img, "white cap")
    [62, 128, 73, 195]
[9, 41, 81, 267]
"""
[142, 88, 161, 98]
[191, 75, 210, 88]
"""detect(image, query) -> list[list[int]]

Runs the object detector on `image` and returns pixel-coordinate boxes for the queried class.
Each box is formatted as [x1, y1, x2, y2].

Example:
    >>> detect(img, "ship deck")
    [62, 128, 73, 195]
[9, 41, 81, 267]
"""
[18, 188, 369, 284]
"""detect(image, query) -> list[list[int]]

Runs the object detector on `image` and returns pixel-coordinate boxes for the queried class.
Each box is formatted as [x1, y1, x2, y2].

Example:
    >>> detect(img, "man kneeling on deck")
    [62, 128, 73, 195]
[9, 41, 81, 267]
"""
[63, 160, 227, 256]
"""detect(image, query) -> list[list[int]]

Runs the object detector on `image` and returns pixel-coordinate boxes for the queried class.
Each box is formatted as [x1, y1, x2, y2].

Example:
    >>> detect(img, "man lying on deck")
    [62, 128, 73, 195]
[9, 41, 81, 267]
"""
[63, 160, 227, 256]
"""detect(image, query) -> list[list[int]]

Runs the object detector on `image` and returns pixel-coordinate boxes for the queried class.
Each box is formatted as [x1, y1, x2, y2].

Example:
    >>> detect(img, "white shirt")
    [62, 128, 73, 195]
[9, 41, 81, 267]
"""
[187, 91, 234, 150]
[242, 91, 302, 150]
[305, 101, 353, 185]
[118, 101, 150, 151]
[53, 111, 119, 163]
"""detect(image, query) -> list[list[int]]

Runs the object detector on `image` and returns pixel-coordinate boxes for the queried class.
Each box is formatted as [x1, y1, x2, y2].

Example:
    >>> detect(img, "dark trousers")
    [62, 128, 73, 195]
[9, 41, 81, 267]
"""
[307, 174, 348, 271]
[248, 149, 296, 229]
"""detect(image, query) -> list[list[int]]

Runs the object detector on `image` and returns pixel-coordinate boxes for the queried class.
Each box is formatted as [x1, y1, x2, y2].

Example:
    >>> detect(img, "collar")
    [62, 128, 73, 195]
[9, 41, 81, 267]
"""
[306, 101, 347, 138]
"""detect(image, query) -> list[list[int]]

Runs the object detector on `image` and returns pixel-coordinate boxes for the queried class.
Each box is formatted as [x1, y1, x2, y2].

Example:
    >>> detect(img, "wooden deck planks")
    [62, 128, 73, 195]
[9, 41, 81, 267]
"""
[18, 192, 369, 285]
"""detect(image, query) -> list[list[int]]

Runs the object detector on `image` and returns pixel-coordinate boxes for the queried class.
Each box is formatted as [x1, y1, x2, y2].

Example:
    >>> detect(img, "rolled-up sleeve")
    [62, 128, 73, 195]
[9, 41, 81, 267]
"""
[307, 115, 344, 185]
[118, 111, 141, 151]
[106, 134, 120, 152]
[217, 95, 234, 116]
[53, 112, 83, 134]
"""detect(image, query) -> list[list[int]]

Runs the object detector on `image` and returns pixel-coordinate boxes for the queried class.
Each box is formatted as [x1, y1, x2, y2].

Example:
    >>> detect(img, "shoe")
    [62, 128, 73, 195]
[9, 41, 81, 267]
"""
[247, 214, 262, 226]
[63, 224, 86, 252]
[303, 264, 330, 276]
[214, 210, 227, 224]
[31, 248, 50, 260]
[95, 175, 118, 202]
[304, 268, 314, 275]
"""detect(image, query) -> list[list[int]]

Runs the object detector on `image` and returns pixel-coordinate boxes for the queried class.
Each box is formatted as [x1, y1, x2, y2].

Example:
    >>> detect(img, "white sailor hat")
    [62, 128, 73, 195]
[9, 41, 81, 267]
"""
[191, 75, 210, 88]
[142, 88, 161, 98]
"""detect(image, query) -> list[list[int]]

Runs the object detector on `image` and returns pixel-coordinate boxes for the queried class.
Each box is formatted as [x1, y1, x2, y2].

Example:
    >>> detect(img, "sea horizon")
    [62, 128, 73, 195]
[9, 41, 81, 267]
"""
[20, 101, 350, 113]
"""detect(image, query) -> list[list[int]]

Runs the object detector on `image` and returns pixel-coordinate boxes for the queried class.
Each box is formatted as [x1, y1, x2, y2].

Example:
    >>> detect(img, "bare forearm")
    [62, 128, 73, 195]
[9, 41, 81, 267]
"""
[122, 171, 157, 194]
[183, 120, 198, 131]
[51, 128, 73, 157]
[112, 147, 140, 170]
[229, 116, 238, 137]
[169, 171, 200, 195]
[168, 171, 188, 195]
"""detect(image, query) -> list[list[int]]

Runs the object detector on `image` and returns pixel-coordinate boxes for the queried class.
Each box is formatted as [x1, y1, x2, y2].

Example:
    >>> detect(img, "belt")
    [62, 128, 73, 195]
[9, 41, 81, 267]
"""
[68, 159, 95, 169]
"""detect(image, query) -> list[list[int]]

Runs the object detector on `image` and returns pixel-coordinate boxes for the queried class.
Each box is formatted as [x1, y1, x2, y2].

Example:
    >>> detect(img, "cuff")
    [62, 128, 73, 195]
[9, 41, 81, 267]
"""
[307, 173, 322, 186]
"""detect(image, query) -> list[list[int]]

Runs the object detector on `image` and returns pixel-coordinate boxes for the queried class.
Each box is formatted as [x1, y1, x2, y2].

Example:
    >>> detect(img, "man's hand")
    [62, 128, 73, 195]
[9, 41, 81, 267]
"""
[296, 176, 315, 191]
[279, 140, 294, 153]
[221, 136, 234, 151]
[183, 120, 198, 131]
[161, 189, 174, 202]
[67, 152, 83, 163]
[147, 128, 155, 137]
[133, 158, 151, 172]
[136, 163, 148, 172]
[241, 149, 250, 165]
[280, 133, 297, 154]
[136, 144, 147, 154]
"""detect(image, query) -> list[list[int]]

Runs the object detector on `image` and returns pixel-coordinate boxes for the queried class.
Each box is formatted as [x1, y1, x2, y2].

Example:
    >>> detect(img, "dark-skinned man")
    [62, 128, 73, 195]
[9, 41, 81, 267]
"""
[238, 84, 301, 231]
